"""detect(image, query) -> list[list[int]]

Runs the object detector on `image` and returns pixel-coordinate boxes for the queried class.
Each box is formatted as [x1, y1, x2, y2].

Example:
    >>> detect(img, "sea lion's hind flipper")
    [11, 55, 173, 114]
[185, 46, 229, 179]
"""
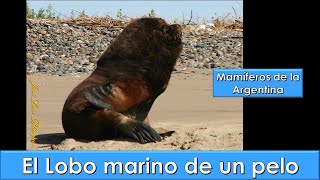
[84, 85, 113, 110]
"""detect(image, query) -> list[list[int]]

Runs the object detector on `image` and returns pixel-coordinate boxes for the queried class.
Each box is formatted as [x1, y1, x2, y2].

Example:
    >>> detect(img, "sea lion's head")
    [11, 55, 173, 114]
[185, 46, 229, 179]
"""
[132, 18, 182, 52]
[161, 23, 182, 45]
[97, 18, 183, 70]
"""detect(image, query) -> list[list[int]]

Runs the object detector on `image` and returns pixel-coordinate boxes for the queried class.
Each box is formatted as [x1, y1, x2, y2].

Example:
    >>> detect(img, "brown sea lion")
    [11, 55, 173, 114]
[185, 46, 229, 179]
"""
[62, 18, 183, 144]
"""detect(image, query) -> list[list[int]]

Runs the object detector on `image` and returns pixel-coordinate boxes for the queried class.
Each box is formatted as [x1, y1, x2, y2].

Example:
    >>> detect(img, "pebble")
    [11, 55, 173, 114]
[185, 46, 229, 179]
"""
[38, 30, 46, 35]
[26, 19, 243, 75]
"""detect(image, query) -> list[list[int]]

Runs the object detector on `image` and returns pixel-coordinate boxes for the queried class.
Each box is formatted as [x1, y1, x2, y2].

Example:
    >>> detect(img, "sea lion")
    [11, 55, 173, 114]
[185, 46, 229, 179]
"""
[62, 18, 183, 144]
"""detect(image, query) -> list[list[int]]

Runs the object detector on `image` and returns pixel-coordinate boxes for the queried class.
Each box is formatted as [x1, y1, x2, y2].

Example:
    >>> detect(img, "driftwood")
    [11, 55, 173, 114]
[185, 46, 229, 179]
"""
[59, 17, 128, 27]
[27, 16, 129, 28]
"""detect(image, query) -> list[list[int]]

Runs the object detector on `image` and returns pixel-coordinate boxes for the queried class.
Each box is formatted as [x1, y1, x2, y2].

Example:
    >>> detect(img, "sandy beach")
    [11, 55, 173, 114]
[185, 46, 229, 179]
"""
[27, 68, 243, 150]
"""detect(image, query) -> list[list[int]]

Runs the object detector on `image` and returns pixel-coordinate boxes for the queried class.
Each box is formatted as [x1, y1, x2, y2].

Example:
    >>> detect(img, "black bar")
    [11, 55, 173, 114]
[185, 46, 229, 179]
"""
[243, 0, 316, 150]
[1, 1, 27, 150]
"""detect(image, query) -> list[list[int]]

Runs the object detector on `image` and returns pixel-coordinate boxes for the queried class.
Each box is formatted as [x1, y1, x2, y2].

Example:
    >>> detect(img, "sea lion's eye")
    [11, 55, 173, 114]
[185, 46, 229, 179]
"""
[162, 26, 169, 34]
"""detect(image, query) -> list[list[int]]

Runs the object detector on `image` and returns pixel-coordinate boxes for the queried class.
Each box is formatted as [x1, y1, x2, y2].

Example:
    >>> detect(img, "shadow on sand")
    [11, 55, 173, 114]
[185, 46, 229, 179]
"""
[34, 129, 176, 145]
[35, 133, 67, 145]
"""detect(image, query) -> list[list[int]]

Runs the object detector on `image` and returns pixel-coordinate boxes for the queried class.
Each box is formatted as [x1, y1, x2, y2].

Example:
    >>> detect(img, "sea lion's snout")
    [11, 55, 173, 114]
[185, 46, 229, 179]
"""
[163, 24, 182, 43]
[170, 24, 182, 41]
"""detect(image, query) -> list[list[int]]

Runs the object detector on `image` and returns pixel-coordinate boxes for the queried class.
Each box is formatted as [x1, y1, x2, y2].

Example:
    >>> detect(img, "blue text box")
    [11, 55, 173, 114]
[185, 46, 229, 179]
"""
[0, 151, 318, 180]
[212, 69, 303, 97]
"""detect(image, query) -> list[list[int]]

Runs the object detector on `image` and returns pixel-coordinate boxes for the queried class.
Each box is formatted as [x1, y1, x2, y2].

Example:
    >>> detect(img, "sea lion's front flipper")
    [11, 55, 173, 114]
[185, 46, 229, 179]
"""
[92, 109, 162, 143]
[117, 117, 162, 143]
[84, 84, 114, 110]
[133, 99, 156, 122]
